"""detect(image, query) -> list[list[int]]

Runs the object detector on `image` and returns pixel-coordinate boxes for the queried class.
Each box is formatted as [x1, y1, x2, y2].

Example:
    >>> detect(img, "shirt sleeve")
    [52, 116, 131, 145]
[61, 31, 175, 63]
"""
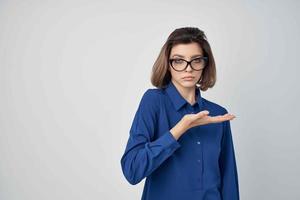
[120, 89, 181, 185]
[219, 110, 240, 200]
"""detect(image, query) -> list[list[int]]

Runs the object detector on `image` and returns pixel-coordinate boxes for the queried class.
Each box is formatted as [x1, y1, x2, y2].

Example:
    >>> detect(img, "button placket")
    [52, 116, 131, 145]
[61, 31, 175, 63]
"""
[195, 139, 203, 189]
[188, 106, 194, 114]
[196, 141, 202, 164]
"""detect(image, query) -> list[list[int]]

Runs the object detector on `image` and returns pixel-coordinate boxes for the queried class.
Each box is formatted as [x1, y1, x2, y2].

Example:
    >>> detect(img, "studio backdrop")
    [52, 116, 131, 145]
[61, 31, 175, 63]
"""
[0, 0, 299, 199]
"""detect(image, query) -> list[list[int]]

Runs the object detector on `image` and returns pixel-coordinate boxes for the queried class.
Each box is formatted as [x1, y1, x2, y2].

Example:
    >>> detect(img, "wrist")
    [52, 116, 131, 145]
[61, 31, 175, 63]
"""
[180, 116, 191, 131]
[170, 118, 190, 140]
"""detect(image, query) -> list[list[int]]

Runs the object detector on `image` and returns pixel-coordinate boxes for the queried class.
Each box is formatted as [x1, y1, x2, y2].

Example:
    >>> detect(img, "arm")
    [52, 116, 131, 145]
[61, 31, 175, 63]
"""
[219, 111, 240, 200]
[120, 89, 181, 185]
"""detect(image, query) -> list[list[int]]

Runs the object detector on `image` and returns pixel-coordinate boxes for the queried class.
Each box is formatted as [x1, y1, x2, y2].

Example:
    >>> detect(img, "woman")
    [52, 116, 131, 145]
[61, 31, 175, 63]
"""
[120, 27, 239, 200]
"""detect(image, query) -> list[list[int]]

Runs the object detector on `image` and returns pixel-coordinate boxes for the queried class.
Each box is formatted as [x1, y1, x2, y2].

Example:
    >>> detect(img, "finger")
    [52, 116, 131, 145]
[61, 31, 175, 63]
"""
[209, 115, 223, 123]
[224, 113, 236, 120]
[222, 114, 236, 120]
[196, 110, 210, 118]
[210, 114, 235, 123]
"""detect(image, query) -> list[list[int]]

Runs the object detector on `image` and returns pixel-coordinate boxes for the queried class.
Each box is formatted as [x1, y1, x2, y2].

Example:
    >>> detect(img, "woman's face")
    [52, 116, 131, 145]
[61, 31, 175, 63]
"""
[169, 42, 204, 89]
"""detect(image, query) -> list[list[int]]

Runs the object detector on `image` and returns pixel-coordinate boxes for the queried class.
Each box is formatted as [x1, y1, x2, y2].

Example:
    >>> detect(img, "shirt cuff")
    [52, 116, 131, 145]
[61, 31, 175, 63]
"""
[159, 130, 181, 149]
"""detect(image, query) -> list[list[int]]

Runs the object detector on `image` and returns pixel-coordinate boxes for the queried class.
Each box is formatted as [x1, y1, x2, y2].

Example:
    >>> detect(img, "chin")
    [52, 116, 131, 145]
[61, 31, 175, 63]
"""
[180, 81, 196, 88]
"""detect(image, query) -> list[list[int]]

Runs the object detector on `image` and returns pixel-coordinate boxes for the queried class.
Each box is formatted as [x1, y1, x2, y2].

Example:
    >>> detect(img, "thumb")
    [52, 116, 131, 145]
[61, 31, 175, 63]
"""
[197, 110, 209, 118]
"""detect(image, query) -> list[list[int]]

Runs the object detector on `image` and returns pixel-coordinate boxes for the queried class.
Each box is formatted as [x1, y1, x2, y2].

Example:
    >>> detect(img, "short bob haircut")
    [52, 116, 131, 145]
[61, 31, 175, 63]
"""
[151, 27, 216, 91]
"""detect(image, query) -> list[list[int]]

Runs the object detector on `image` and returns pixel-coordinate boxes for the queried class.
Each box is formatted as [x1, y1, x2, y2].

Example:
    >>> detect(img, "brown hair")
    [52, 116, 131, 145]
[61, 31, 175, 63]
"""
[150, 27, 216, 91]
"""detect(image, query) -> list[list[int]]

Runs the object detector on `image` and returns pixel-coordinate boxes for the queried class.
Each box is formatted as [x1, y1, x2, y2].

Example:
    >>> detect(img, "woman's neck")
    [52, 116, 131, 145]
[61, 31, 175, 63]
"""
[171, 79, 196, 106]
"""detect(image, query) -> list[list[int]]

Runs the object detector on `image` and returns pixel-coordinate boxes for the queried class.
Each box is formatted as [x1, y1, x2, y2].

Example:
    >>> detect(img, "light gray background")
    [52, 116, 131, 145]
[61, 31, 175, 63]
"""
[1, 0, 299, 199]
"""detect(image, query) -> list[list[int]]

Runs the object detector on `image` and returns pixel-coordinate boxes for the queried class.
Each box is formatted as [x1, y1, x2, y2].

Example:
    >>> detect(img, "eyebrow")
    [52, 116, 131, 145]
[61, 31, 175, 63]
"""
[171, 54, 204, 58]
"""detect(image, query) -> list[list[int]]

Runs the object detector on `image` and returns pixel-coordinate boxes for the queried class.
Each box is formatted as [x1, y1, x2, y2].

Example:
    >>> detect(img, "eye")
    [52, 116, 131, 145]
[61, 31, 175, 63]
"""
[193, 58, 203, 63]
[173, 59, 184, 64]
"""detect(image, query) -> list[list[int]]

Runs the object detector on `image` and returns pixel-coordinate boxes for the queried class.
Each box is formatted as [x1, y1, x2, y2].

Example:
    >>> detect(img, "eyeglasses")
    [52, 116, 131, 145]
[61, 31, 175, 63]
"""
[169, 56, 208, 72]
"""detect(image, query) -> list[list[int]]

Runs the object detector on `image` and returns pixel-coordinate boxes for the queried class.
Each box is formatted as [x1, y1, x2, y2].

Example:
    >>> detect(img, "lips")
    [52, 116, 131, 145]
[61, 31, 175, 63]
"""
[182, 76, 195, 79]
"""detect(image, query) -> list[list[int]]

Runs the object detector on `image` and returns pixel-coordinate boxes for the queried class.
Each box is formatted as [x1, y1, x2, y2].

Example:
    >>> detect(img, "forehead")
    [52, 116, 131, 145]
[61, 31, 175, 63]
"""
[170, 42, 203, 57]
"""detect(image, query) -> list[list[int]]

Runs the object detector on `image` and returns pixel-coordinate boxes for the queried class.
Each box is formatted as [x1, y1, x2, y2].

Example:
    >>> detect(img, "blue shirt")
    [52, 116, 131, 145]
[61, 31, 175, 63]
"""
[120, 81, 239, 200]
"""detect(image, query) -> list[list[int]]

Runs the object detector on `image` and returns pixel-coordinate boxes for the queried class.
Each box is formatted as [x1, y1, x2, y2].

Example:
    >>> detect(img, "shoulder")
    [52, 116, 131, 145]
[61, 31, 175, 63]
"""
[201, 97, 228, 115]
[141, 88, 162, 101]
[138, 88, 163, 111]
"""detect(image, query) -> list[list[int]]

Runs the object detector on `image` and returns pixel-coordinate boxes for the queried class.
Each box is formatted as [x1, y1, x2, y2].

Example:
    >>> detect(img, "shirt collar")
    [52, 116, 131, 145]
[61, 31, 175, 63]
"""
[165, 81, 202, 111]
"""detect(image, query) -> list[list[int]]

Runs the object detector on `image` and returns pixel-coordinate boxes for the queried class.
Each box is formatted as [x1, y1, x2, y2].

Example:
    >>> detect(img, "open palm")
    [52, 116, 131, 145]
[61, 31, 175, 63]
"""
[184, 110, 236, 129]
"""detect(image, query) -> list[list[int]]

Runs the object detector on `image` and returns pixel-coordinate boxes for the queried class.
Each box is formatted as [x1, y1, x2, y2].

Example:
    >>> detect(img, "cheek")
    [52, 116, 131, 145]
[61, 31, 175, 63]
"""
[169, 68, 179, 79]
[171, 73, 180, 80]
[195, 72, 202, 79]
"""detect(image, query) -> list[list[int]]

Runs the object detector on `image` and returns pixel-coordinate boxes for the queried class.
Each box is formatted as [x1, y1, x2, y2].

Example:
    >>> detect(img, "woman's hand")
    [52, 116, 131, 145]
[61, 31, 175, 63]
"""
[183, 110, 236, 129]
[170, 110, 235, 140]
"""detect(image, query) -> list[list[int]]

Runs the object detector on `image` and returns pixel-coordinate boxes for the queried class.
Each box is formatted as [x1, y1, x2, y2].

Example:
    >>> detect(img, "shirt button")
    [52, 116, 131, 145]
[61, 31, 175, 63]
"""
[197, 141, 201, 144]
[197, 159, 201, 163]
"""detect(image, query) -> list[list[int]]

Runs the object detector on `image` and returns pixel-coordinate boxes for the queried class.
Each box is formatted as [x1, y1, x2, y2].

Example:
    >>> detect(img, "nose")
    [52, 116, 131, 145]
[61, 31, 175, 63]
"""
[185, 63, 193, 72]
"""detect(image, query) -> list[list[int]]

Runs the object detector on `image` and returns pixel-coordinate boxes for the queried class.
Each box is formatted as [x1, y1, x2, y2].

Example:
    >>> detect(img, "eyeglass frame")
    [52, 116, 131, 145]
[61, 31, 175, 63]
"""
[168, 56, 208, 72]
